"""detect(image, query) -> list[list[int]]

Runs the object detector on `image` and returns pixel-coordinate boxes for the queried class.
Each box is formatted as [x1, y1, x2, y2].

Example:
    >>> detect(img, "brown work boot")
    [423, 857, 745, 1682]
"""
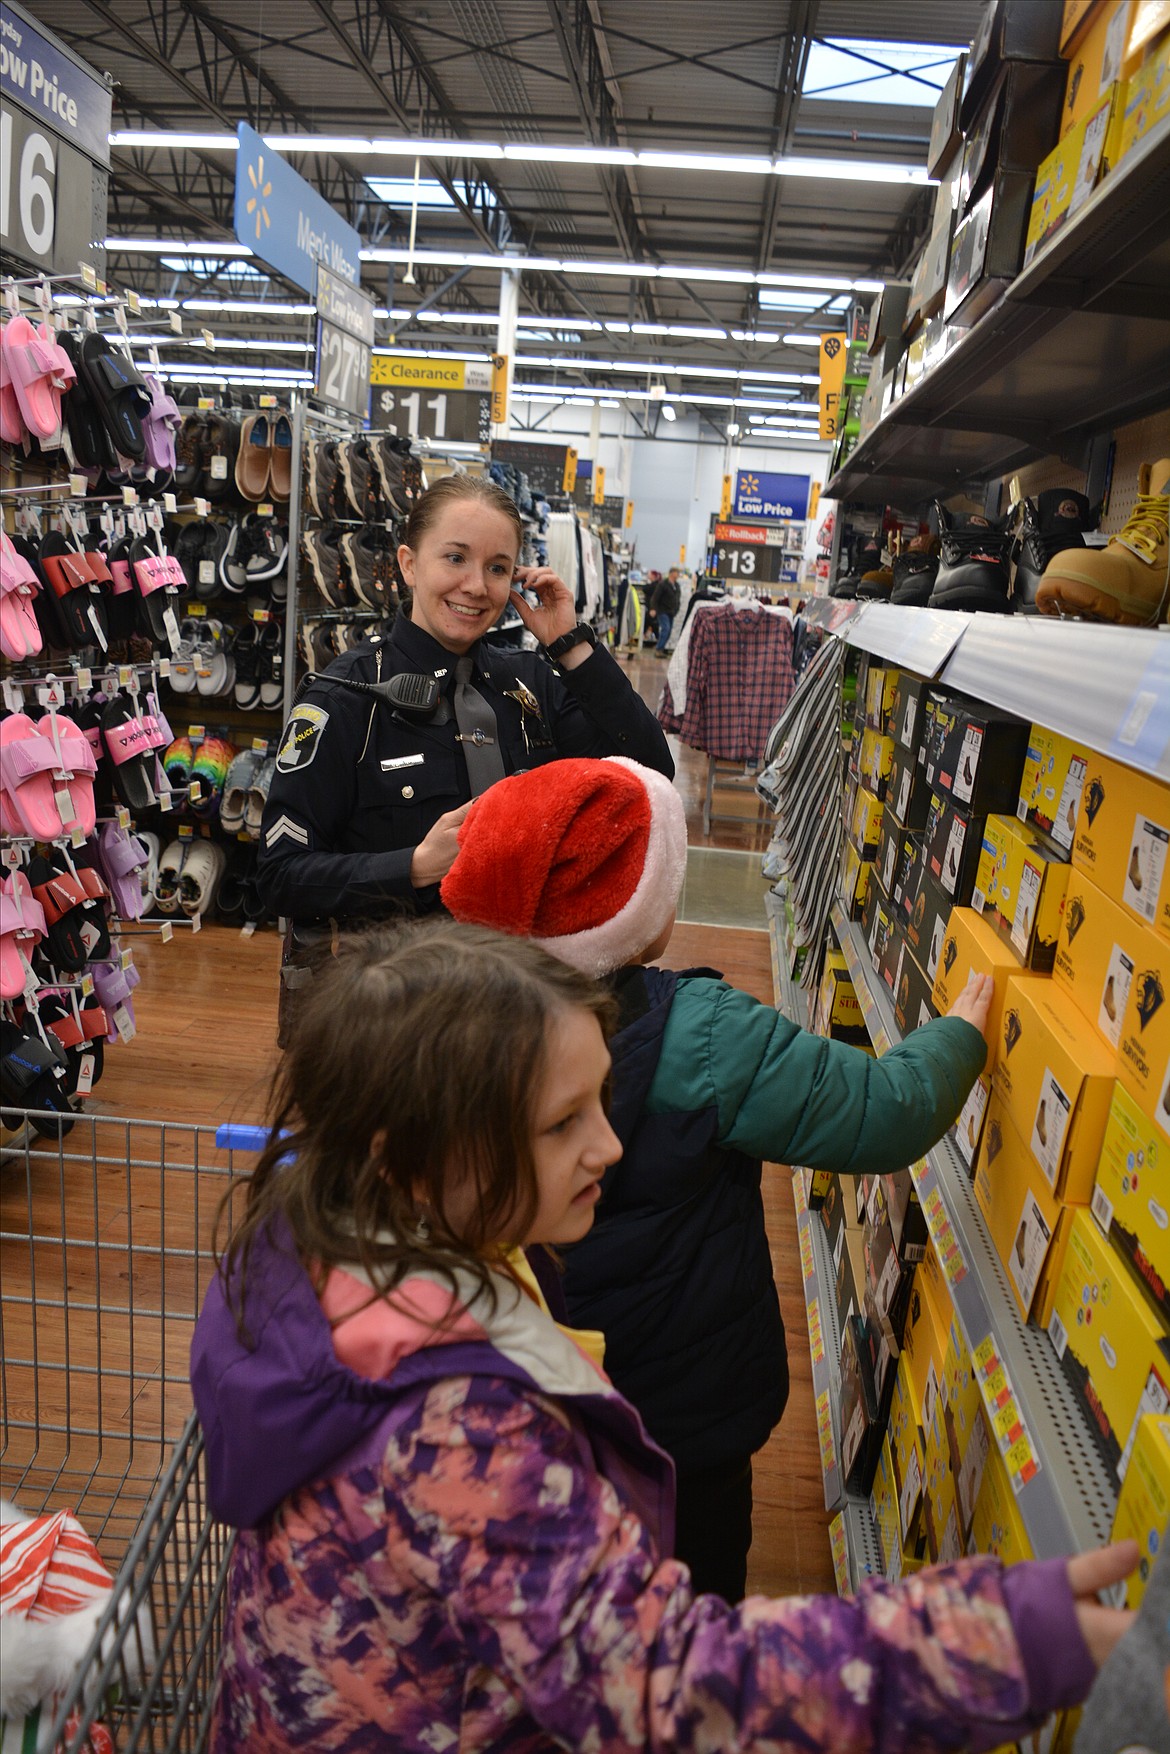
[1036, 458, 1170, 624]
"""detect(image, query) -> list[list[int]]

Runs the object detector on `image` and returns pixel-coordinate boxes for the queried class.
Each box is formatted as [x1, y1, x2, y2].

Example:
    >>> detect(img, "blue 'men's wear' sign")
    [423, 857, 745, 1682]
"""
[234, 121, 360, 292]
[733, 470, 810, 522]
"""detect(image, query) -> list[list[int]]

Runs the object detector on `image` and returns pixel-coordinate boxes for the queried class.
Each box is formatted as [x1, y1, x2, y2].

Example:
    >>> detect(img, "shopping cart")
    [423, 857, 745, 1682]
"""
[1, 1110, 256, 1752]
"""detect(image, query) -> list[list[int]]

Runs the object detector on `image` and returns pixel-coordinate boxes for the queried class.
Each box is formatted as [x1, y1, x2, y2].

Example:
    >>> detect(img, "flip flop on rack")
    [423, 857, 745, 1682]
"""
[37, 531, 111, 652]
[129, 534, 185, 650]
[36, 990, 106, 1098]
[100, 696, 158, 813]
[55, 330, 119, 471]
[32, 712, 98, 837]
[1, 313, 67, 440]
[0, 1018, 74, 1136]
[1, 713, 69, 840]
[76, 332, 152, 460]
[90, 959, 140, 1044]
[0, 872, 47, 999]
[96, 820, 151, 922]
[24, 849, 107, 972]
[141, 373, 183, 472]
[0, 531, 43, 662]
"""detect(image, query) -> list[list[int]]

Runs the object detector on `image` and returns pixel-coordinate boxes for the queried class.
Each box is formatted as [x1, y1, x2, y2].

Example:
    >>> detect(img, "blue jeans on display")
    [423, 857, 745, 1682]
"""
[655, 612, 673, 652]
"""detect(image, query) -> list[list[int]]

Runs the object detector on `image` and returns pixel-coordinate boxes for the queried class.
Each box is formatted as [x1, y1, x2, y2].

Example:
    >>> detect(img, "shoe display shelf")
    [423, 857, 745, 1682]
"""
[829, 899, 1118, 1563]
[830, 601, 1170, 783]
[825, 116, 1170, 507]
[764, 887, 811, 1031]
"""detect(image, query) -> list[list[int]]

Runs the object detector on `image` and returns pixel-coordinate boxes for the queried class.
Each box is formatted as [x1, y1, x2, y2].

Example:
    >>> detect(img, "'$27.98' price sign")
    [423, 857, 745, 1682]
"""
[315, 325, 372, 421]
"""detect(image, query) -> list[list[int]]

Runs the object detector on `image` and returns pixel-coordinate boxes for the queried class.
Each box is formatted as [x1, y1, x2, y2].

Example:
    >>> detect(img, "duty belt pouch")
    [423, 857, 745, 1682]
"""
[277, 920, 339, 1048]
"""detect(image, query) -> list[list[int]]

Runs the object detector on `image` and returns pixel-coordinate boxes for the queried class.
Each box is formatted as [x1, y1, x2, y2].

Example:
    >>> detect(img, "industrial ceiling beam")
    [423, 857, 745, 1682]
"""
[754, 1, 819, 276]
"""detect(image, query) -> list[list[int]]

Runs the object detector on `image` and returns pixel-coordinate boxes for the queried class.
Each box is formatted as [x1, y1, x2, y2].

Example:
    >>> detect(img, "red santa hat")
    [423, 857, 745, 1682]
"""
[440, 757, 688, 978]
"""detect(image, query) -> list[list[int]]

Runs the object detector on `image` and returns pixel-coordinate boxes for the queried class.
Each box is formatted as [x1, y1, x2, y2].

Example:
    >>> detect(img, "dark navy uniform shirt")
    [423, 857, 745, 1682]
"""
[258, 614, 675, 926]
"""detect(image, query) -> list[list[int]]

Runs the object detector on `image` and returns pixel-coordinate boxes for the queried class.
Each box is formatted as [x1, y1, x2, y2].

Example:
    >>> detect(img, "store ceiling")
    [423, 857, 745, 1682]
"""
[28, 0, 985, 424]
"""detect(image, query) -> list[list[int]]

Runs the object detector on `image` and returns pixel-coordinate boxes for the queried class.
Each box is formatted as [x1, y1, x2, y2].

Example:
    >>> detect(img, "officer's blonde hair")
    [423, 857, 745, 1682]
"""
[403, 474, 523, 552]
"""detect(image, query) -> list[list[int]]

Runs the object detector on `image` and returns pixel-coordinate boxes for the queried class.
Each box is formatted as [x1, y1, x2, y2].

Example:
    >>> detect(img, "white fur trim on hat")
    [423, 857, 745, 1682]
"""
[532, 757, 689, 978]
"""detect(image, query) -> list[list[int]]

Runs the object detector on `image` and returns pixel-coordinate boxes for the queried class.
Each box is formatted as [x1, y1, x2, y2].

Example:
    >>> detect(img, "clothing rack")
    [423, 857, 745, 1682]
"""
[702, 758, 770, 839]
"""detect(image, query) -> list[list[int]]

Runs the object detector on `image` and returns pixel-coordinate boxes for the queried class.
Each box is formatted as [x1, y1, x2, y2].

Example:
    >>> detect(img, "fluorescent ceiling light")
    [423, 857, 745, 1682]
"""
[178, 298, 315, 315]
[107, 128, 930, 182]
[730, 329, 781, 343]
[661, 403, 677, 420]
[514, 354, 817, 384]
[359, 247, 880, 295]
[758, 290, 850, 312]
[519, 314, 602, 330]
[373, 346, 492, 362]
[104, 238, 252, 255]
[782, 333, 824, 346]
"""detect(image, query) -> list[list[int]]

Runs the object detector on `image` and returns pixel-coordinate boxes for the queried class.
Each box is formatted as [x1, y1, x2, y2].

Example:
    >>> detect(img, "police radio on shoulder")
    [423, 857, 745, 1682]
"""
[542, 622, 597, 663]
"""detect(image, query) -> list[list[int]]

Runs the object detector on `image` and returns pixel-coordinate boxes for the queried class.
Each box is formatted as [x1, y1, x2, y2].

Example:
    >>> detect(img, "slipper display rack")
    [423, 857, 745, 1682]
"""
[759, 599, 1170, 1596]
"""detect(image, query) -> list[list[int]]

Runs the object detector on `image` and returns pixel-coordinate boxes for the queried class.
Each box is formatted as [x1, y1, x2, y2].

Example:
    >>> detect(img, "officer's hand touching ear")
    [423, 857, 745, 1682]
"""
[410, 802, 472, 889]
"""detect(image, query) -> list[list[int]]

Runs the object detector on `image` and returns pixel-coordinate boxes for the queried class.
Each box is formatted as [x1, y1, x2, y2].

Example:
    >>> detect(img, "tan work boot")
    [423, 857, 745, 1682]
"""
[1036, 458, 1170, 624]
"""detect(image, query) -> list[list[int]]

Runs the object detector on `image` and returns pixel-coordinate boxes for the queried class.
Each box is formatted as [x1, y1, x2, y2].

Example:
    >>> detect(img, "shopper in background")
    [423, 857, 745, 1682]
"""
[442, 756, 993, 1602]
[650, 564, 682, 655]
[192, 918, 1134, 1754]
[256, 475, 672, 1028]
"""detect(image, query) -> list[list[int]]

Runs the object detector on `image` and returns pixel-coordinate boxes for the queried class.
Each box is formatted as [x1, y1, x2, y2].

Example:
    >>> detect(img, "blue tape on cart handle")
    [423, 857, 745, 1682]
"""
[216, 1123, 289, 1152]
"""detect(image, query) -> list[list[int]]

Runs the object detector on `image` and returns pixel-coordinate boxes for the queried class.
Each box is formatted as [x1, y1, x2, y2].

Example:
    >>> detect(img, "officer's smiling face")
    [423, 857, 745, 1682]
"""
[398, 502, 519, 653]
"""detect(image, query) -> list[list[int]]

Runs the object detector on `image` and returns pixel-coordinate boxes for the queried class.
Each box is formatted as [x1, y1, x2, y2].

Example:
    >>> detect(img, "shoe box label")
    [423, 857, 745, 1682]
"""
[925, 792, 983, 905]
[1049, 1209, 1170, 1483]
[888, 672, 932, 756]
[992, 974, 1116, 1202]
[1117, 934, 1170, 1140]
[974, 1092, 1067, 1322]
[955, 1070, 991, 1168]
[889, 742, 932, 831]
[1054, 868, 1157, 1054]
[1073, 751, 1170, 944]
[952, 725, 984, 808]
[1092, 1079, 1170, 1328]
[904, 872, 954, 981]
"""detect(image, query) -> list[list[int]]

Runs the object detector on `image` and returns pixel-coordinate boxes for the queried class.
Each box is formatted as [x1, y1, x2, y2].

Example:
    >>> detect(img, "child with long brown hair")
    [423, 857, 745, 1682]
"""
[192, 918, 1134, 1754]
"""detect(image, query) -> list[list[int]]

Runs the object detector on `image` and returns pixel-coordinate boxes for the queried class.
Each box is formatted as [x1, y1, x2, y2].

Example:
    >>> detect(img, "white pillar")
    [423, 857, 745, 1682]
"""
[588, 400, 602, 466]
[494, 264, 521, 440]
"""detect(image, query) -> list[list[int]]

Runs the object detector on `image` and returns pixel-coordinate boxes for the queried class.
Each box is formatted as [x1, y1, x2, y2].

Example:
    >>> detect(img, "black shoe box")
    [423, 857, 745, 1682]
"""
[888, 671, 932, 759]
[958, 61, 1066, 219]
[903, 868, 954, 983]
[926, 702, 1030, 817]
[876, 815, 928, 918]
[890, 930, 940, 1037]
[960, 0, 1063, 131]
[888, 741, 933, 831]
[841, 1314, 898, 1499]
[860, 874, 896, 982]
[944, 171, 1035, 329]
[920, 689, 958, 785]
[820, 1171, 862, 1269]
[924, 792, 984, 906]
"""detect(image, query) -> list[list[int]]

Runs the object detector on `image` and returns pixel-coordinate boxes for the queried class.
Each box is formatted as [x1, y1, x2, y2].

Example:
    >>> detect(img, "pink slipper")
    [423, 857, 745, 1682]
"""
[35, 713, 98, 836]
[1, 313, 66, 439]
[0, 330, 26, 444]
[0, 531, 43, 661]
[0, 871, 47, 999]
[0, 713, 68, 839]
[96, 821, 150, 920]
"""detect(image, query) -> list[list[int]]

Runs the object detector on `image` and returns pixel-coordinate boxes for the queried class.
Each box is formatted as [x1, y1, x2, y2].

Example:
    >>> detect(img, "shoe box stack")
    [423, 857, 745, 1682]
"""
[299, 430, 422, 669]
[820, 645, 1170, 1620]
[839, 0, 1170, 497]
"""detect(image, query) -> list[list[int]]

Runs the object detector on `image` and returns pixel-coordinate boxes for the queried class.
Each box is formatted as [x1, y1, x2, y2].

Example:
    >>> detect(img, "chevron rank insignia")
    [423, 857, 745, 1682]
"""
[276, 704, 329, 773]
[265, 814, 310, 849]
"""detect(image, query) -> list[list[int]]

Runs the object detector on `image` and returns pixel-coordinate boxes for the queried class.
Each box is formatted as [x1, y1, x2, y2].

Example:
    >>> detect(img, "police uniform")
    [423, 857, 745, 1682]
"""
[258, 612, 675, 927]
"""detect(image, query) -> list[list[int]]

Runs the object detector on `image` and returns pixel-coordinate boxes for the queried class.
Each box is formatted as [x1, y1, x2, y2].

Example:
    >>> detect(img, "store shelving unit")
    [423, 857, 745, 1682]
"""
[830, 899, 1117, 1557]
[826, 116, 1170, 506]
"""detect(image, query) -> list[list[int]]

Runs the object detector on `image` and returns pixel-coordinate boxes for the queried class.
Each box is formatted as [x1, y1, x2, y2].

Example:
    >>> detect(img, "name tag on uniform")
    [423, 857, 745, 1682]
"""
[381, 754, 425, 771]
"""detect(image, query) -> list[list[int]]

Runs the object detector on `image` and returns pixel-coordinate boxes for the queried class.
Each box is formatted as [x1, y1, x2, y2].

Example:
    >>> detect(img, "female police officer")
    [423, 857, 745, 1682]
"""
[258, 474, 673, 941]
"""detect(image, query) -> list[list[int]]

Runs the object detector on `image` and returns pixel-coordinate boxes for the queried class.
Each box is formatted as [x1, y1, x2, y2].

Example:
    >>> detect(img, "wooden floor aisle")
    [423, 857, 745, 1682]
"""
[3, 647, 835, 1601]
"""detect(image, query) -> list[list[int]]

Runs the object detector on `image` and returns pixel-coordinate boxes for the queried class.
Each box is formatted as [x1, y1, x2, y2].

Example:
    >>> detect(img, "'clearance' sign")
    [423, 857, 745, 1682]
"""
[370, 354, 492, 391]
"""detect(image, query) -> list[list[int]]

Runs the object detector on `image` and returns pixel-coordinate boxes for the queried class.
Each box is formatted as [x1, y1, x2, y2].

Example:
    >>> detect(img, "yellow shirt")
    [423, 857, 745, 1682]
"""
[506, 1247, 607, 1374]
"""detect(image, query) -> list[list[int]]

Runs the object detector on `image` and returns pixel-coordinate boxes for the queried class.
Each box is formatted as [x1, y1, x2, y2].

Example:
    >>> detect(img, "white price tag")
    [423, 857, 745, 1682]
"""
[202, 328, 215, 351]
[194, 497, 211, 517]
[191, 911, 202, 934]
[122, 486, 138, 508]
[160, 920, 174, 943]
[113, 1002, 136, 1042]
[170, 310, 183, 334]
[77, 667, 92, 692]
[210, 455, 228, 480]
[163, 492, 178, 513]
[163, 606, 181, 653]
[126, 289, 141, 314]
[68, 473, 87, 497]
[80, 263, 98, 290]
[114, 302, 129, 334]
[75, 1052, 96, 1096]
[198, 560, 216, 584]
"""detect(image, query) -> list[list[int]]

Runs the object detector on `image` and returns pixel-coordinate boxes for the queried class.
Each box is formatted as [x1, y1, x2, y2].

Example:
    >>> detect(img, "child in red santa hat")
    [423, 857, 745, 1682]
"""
[441, 755, 992, 1602]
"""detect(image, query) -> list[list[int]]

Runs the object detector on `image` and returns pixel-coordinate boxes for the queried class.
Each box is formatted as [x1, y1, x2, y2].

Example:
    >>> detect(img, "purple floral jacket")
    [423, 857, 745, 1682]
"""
[190, 1223, 1092, 1752]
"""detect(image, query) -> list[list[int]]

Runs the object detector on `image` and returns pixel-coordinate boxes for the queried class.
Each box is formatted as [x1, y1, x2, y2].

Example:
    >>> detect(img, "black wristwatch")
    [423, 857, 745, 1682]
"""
[542, 622, 597, 662]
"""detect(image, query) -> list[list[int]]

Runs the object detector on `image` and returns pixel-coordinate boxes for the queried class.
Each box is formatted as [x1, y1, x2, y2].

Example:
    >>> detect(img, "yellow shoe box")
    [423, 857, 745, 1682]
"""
[1024, 122, 1083, 264]
[1049, 1208, 1170, 1481]
[1018, 727, 1089, 853]
[975, 1092, 1072, 1321]
[814, 948, 864, 1035]
[955, 1070, 993, 1169]
[970, 1436, 1034, 1564]
[1061, 1, 1144, 137]
[972, 813, 1071, 971]
[1117, 932, 1170, 1139]
[1118, 25, 1170, 159]
[848, 783, 885, 859]
[889, 1352, 926, 1537]
[863, 662, 900, 732]
[902, 1241, 952, 1424]
[842, 836, 872, 920]
[1092, 1080, 1170, 1324]
[870, 1433, 903, 1579]
[927, 1315, 989, 1553]
[1110, 1411, 1170, 1607]
[931, 905, 1044, 1051]
[859, 727, 895, 801]
[992, 975, 1117, 1203]
[1073, 752, 1170, 943]
[1053, 867, 1155, 1054]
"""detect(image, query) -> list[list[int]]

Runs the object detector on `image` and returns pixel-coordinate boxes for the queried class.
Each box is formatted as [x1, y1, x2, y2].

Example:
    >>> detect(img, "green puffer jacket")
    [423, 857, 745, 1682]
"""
[561, 966, 986, 1472]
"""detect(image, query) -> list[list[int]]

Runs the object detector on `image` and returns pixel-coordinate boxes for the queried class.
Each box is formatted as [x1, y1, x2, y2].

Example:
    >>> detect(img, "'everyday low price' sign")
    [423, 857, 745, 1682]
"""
[733, 469, 810, 522]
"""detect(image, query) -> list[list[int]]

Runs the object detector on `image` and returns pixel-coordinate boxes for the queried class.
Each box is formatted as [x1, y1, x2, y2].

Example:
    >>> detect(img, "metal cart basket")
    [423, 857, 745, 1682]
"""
[1, 1110, 252, 1752]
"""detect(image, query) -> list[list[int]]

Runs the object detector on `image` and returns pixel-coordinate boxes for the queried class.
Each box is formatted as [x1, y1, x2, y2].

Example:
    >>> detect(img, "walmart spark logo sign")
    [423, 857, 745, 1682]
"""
[233, 121, 360, 293]
[244, 151, 273, 241]
[733, 469, 810, 521]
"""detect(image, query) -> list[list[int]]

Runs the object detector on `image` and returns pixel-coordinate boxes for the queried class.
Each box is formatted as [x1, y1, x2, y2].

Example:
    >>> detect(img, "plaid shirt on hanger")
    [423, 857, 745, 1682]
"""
[666, 601, 796, 762]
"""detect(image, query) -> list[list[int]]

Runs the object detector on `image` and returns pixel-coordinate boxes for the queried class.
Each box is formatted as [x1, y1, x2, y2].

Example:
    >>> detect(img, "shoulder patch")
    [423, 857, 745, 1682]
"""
[276, 704, 330, 774]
